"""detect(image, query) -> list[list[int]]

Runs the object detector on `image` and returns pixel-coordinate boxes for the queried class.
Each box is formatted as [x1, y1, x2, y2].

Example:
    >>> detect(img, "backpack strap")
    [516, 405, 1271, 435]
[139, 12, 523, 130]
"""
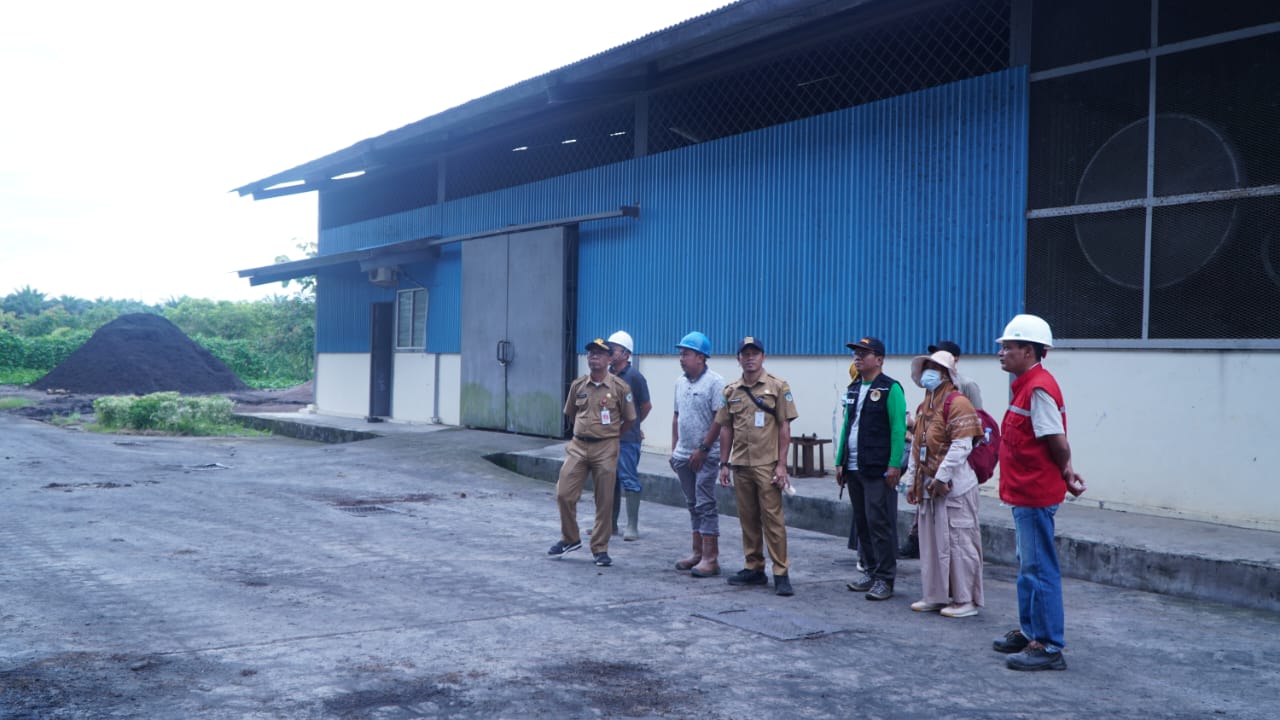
[941, 391, 962, 421]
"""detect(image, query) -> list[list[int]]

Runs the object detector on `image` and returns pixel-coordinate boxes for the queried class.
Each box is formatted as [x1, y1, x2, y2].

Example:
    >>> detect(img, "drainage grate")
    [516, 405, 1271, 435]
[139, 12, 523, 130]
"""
[336, 505, 395, 516]
[693, 606, 849, 641]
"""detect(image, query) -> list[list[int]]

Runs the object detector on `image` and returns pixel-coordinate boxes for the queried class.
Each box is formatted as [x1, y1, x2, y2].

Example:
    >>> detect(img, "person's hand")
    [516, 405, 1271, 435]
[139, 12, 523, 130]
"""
[1066, 471, 1086, 497]
[883, 465, 901, 491]
[906, 484, 919, 505]
[718, 465, 732, 487]
[929, 479, 952, 498]
[835, 465, 845, 489]
[690, 447, 706, 472]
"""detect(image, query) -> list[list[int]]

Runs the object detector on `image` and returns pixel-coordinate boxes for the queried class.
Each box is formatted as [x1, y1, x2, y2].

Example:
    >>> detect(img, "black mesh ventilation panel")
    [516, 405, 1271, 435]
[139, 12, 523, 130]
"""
[647, 0, 1010, 154]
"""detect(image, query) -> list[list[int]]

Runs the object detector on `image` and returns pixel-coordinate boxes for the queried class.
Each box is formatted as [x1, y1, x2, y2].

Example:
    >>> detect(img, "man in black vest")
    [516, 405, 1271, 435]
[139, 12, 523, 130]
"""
[834, 337, 907, 601]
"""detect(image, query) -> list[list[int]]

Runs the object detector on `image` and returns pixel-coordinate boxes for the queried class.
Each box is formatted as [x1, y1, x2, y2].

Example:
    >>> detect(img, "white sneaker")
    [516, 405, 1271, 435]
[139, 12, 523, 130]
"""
[940, 602, 979, 618]
[911, 600, 946, 613]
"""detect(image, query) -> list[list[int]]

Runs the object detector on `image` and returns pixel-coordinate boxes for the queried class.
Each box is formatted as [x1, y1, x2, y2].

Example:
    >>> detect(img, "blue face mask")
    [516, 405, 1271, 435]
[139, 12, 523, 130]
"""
[920, 369, 944, 391]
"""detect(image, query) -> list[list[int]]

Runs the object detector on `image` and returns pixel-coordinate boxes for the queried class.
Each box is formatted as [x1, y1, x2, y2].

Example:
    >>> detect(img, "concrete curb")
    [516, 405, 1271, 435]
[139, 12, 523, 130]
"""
[494, 448, 1280, 614]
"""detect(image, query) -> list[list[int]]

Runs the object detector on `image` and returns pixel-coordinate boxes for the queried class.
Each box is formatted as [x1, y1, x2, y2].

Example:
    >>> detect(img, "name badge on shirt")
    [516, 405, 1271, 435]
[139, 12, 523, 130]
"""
[754, 410, 765, 427]
[601, 408, 612, 425]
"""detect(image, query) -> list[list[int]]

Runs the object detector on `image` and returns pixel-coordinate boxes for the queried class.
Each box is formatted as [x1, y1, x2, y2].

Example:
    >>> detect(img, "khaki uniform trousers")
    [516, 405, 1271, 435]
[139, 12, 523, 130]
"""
[918, 484, 984, 606]
[556, 437, 619, 554]
[732, 464, 789, 576]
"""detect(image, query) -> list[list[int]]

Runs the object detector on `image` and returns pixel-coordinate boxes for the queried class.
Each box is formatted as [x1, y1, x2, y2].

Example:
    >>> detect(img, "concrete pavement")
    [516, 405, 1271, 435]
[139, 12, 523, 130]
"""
[1, 411, 1276, 719]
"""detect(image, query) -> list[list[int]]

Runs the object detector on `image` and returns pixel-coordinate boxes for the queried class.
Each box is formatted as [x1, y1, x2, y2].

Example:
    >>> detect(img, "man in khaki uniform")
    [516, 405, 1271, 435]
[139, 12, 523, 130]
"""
[715, 337, 799, 596]
[548, 338, 637, 567]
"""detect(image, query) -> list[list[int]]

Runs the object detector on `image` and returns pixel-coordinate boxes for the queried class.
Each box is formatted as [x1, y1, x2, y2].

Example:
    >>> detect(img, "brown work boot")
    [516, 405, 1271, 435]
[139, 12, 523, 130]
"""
[675, 532, 702, 571]
[690, 535, 720, 577]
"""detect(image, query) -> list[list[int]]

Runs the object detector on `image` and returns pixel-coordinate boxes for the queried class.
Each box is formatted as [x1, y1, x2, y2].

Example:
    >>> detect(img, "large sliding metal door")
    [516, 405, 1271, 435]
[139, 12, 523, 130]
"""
[460, 226, 574, 437]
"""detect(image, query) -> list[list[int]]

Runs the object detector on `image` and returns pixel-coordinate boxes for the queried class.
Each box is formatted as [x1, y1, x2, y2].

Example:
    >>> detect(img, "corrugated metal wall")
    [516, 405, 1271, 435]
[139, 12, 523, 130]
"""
[317, 68, 1027, 357]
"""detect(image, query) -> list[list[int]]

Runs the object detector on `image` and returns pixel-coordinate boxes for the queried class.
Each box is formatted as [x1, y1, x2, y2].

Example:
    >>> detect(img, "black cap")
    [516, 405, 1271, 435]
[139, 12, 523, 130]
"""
[927, 340, 962, 358]
[585, 338, 611, 353]
[846, 336, 886, 356]
[736, 336, 765, 353]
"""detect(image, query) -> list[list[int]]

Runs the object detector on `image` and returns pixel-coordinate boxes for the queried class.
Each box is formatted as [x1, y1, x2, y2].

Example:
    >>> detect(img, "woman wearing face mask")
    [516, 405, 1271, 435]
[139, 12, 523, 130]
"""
[903, 350, 985, 618]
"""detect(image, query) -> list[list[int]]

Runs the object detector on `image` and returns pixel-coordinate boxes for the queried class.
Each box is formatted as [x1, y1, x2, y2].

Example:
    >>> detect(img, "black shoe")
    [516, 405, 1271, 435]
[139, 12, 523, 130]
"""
[593, 552, 612, 567]
[727, 568, 769, 586]
[846, 572, 874, 593]
[548, 540, 582, 557]
[865, 579, 893, 601]
[774, 574, 794, 596]
[992, 629, 1031, 654]
[1006, 646, 1067, 671]
[899, 534, 919, 559]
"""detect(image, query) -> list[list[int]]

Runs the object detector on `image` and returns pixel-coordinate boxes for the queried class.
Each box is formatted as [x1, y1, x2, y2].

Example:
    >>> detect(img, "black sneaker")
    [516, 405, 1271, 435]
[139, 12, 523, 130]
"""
[865, 579, 893, 601]
[846, 572, 874, 592]
[547, 540, 582, 557]
[899, 534, 920, 559]
[774, 574, 794, 596]
[992, 629, 1031, 654]
[727, 568, 768, 586]
[593, 552, 612, 567]
[1006, 646, 1067, 671]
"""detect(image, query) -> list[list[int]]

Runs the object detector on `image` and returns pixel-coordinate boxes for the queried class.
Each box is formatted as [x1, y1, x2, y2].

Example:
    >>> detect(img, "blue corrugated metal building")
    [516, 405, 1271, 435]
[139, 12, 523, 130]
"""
[235, 0, 1280, 528]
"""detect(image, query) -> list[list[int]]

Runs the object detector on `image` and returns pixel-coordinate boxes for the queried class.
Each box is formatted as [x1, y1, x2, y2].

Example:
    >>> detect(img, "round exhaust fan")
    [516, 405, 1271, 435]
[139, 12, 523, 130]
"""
[1074, 113, 1243, 289]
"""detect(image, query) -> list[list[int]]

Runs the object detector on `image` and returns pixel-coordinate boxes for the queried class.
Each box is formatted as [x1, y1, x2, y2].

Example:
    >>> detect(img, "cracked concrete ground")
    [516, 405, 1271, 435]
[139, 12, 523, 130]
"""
[1, 413, 1276, 719]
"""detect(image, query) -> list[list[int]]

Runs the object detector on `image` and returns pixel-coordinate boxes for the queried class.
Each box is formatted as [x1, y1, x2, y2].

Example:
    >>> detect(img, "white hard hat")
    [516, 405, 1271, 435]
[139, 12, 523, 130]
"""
[996, 314, 1054, 347]
[607, 330, 634, 354]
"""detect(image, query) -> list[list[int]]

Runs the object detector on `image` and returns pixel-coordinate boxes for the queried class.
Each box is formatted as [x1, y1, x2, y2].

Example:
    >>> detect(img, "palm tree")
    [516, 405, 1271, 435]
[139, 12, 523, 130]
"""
[2, 286, 50, 317]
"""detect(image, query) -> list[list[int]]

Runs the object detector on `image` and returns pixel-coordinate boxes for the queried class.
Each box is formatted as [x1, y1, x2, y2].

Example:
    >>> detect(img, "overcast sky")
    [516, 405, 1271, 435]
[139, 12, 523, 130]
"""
[0, 0, 729, 304]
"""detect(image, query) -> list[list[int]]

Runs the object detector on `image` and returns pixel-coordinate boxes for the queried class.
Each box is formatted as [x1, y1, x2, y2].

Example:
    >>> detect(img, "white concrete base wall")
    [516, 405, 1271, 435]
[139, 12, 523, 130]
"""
[388, 353, 462, 426]
[322, 349, 1277, 530]
[624, 350, 1280, 532]
[391, 353, 435, 423]
[314, 353, 372, 418]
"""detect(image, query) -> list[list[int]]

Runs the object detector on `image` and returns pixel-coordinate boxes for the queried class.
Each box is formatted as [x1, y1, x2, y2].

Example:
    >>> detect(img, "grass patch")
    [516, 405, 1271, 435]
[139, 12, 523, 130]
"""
[0, 396, 35, 410]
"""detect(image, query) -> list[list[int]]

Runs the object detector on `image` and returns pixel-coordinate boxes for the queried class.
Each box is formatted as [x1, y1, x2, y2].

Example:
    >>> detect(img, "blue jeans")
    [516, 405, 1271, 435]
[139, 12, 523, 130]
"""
[616, 441, 642, 493]
[1012, 504, 1065, 653]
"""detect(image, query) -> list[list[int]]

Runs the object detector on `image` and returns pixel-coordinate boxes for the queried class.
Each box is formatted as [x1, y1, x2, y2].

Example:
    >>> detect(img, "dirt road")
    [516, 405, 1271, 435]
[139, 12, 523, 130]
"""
[1, 412, 1276, 719]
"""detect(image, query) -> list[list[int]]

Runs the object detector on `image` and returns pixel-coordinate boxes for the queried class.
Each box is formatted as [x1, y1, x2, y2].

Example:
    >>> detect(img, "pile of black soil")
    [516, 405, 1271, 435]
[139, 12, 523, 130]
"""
[31, 313, 248, 395]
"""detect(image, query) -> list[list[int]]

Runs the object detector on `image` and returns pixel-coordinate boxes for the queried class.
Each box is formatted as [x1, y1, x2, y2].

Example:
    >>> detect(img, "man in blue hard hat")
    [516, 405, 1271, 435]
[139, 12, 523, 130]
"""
[670, 331, 725, 578]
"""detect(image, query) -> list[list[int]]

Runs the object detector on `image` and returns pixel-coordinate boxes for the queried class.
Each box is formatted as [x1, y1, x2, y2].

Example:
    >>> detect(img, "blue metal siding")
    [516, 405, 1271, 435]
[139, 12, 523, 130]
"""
[316, 67, 1027, 357]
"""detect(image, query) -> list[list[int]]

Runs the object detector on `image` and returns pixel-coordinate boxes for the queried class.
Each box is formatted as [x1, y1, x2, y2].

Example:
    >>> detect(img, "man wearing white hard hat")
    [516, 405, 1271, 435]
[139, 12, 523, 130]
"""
[991, 314, 1086, 671]
[607, 330, 652, 541]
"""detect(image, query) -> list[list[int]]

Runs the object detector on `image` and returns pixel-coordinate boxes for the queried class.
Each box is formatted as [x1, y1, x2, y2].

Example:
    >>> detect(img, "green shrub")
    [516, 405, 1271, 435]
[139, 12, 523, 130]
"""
[93, 393, 238, 435]
[0, 368, 42, 385]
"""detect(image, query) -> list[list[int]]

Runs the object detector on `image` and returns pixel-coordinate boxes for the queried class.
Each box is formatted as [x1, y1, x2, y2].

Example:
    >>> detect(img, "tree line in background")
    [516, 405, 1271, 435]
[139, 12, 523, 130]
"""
[0, 286, 314, 389]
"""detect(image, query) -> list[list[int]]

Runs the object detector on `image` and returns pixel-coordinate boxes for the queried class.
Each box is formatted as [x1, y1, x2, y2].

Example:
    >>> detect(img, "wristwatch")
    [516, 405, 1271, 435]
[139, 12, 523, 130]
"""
[697, 443, 711, 453]
[719, 461, 730, 468]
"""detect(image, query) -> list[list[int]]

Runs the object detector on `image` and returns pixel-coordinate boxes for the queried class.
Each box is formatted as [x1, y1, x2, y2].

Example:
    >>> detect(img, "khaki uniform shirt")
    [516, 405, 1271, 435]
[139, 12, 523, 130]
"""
[564, 373, 636, 439]
[715, 372, 799, 467]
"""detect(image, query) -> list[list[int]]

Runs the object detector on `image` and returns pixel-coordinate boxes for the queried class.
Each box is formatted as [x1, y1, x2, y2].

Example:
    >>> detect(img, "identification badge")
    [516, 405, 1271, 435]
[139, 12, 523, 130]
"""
[754, 410, 766, 427]
[601, 408, 612, 425]
[918, 444, 927, 462]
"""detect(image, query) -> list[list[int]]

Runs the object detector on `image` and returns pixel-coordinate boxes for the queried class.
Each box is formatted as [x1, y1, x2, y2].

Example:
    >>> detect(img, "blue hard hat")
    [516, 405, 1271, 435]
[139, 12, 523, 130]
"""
[676, 331, 711, 357]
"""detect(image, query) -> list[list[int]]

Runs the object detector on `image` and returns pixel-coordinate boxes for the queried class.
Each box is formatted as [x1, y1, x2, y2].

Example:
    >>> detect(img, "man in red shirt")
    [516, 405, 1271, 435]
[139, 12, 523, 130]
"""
[991, 314, 1086, 671]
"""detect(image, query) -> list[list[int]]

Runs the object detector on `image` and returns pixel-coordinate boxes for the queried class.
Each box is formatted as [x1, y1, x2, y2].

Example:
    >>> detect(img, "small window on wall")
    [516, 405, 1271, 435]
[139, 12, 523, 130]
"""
[396, 288, 427, 349]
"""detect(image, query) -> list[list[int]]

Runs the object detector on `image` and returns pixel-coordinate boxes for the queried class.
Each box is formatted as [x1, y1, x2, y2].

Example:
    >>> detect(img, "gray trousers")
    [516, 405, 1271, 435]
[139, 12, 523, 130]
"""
[671, 455, 720, 536]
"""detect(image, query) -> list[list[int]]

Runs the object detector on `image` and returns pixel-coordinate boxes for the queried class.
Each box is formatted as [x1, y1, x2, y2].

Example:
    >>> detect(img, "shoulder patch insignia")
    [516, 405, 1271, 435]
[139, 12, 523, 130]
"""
[784, 391, 793, 401]
[625, 392, 633, 403]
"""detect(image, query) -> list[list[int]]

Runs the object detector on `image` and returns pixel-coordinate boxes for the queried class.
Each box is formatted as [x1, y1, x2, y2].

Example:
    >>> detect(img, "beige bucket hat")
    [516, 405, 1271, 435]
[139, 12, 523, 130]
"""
[909, 350, 958, 388]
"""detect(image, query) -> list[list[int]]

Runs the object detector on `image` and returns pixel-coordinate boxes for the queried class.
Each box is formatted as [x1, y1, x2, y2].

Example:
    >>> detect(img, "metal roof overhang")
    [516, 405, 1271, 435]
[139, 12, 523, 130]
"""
[237, 205, 639, 286]
[231, 0, 888, 201]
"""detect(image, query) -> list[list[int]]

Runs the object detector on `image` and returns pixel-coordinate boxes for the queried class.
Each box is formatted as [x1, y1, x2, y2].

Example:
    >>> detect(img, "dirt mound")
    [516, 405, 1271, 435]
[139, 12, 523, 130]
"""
[31, 313, 248, 395]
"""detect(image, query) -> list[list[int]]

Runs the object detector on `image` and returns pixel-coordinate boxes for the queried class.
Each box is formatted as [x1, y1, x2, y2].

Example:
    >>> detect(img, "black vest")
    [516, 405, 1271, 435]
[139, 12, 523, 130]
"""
[846, 373, 899, 473]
